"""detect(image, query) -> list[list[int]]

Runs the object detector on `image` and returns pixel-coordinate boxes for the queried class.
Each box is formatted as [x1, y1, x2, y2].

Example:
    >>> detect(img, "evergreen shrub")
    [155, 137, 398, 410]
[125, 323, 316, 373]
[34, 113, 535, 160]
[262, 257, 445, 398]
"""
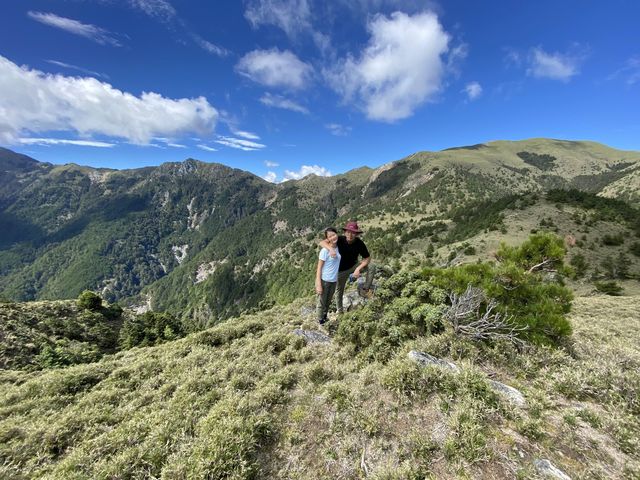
[77, 290, 103, 311]
[119, 311, 185, 349]
[594, 281, 624, 296]
[337, 233, 573, 361]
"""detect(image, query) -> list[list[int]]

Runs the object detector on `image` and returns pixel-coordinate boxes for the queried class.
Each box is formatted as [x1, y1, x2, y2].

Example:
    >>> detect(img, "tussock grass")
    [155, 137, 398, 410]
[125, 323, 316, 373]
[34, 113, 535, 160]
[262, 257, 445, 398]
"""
[1, 295, 639, 478]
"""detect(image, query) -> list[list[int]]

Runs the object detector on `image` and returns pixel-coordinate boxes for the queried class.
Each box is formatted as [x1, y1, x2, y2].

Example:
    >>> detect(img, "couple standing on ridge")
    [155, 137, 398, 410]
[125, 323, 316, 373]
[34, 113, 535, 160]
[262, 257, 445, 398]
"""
[315, 221, 375, 325]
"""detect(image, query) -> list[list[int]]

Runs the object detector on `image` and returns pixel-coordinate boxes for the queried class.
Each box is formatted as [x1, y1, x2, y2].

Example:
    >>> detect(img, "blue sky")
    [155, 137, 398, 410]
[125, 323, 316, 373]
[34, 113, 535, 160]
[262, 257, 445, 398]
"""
[1, 0, 639, 181]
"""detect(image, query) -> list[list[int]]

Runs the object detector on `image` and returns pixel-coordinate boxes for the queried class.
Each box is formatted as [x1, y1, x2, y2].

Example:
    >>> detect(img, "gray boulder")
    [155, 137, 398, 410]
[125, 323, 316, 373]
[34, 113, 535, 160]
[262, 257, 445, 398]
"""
[408, 350, 460, 372]
[293, 329, 331, 344]
[534, 459, 571, 480]
[489, 380, 526, 408]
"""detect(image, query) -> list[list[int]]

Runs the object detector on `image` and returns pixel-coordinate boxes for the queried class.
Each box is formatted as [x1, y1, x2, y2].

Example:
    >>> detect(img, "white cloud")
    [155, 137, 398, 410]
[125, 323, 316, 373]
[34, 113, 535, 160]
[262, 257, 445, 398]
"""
[28, 11, 122, 46]
[608, 56, 640, 86]
[0, 55, 217, 144]
[463, 81, 482, 101]
[153, 137, 187, 148]
[503, 47, 522, 68]
[265, 160, 279, 167]
[259, 93, 309, 114]
[214, 136, 266, 151]
[127, 0, 177, 22]
[527, 47, 582, 81]
[326, 11, 450, 122]
[191, 34, 230, 57]
[18, 138, 115, 147]
[197, 144, 218, 152]
[283, 164, 332, 180]
[236, 49, 313, 89]
[263, 171, 278, 182]
[325, 123, 351, 136]
[245, 0, 312, 39]
[46, 60, 108, 79]
[232, 130, 261, 140]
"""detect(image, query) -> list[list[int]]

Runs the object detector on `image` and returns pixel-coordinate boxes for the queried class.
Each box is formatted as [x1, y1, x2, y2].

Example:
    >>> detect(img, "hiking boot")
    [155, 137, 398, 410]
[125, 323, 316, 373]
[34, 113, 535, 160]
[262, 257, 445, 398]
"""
[319, 317, 327, 325]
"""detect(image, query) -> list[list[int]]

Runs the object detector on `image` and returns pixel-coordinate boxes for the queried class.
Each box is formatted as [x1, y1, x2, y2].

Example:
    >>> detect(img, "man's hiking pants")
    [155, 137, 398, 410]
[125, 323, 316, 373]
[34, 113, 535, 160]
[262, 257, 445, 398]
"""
[336, 263, 375, 313]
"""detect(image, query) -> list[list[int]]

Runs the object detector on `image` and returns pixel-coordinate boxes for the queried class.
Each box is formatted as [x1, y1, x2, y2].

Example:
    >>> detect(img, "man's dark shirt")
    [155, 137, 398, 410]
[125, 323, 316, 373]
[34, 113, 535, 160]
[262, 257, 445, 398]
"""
[337, 236, 370, 272]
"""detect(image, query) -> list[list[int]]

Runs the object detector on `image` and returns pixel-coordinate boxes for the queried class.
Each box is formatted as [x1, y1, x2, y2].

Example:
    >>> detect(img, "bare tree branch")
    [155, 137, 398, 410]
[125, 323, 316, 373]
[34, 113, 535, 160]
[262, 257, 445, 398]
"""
[445, 285, 527, 347]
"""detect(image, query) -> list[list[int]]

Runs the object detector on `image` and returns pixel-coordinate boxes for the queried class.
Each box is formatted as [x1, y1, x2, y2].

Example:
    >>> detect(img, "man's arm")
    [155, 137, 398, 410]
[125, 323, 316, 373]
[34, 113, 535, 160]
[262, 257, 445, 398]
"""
[318, 239, 337, 257]
[352, 240, 371, 278]
[352, 256, 370, 278]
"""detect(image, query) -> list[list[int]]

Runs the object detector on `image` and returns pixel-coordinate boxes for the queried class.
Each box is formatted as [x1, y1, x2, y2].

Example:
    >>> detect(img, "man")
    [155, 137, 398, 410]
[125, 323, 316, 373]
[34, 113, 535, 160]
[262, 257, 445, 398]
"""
[319, 221, 375, 314]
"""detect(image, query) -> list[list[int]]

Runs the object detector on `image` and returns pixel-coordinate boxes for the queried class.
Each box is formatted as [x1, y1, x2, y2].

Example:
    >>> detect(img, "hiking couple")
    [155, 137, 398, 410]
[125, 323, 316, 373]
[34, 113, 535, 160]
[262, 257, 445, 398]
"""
[315, 221, 375, 325]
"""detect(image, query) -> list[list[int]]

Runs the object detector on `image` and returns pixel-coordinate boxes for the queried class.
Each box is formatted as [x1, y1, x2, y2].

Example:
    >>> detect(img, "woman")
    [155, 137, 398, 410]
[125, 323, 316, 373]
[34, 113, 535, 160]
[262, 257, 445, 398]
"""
[316, 227, 341, 325]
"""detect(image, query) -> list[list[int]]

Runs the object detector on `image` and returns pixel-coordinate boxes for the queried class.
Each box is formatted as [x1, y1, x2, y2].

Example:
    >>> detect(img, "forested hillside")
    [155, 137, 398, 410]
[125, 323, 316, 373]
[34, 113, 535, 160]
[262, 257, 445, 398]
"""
[1, 139, 639, 327]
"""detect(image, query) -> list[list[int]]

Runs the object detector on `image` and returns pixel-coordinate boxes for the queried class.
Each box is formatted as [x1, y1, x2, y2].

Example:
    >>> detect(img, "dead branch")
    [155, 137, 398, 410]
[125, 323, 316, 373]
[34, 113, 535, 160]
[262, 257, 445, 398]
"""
[527, 258, 556, 274]
[445, 285, 527, 347]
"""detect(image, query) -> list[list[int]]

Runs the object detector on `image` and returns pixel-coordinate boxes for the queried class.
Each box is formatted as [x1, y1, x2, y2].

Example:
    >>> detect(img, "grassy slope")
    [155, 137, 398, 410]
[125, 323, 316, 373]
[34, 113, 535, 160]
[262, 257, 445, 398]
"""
[1, 293, 638, 479]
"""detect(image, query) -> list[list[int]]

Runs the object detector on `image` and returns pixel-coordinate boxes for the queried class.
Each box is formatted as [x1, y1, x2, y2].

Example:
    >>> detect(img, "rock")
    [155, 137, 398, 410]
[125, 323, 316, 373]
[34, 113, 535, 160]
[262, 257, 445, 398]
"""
[293, 329, 331, 344]
[300, 306, 315, 317]
[534, 459, 571, 480]
[408, 350, 460, 372]
[489, 380, 526, 408]
[342, 291, 365, 311]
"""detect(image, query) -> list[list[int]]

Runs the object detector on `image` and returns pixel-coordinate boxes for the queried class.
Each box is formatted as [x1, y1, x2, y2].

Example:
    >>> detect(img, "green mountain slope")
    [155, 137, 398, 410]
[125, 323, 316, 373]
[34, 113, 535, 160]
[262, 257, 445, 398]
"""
[1, 139, 639, 324]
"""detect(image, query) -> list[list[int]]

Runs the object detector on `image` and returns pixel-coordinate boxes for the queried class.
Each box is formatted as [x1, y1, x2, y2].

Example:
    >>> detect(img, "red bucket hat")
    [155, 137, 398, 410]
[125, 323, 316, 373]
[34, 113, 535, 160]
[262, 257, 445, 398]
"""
[342, 221, 363, 234]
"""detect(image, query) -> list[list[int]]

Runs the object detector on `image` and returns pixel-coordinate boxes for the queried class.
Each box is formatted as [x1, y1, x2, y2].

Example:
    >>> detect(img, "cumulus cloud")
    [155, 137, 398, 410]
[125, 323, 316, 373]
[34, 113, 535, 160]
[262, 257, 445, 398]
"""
[263, 171, 278, 183]
[283, 164, 332, 180]
[236, 49, 313, 89]
[326, 11, 450, 122]
[259, 93, 309, 114]
[214, 136, 266, 151]
[0, 55, 217, 144]
[28, 11, 123, 46]
[19, 138, 115, 147]
[325, 123, 351, 136]
[265, 160, 279, 167]
[245, 0, 312, 39]
[527, 47, 583, 81]
[463, 81, 482, 101]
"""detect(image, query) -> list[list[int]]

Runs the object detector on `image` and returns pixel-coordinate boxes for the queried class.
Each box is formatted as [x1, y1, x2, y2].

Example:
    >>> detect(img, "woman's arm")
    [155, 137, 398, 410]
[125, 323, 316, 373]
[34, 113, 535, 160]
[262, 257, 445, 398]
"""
[315, 259, 324, 294]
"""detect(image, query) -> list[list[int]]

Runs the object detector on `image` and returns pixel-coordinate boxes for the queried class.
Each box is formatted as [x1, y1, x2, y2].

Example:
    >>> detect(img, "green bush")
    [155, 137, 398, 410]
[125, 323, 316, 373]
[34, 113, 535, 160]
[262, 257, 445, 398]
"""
[602, 233, 624, 246]
[77, 290, 103, 311]
[569, 253, 588, 278]
[336, 233, 573, 361]
[594, 281, 624, 296]
[119, 311, 185, 349]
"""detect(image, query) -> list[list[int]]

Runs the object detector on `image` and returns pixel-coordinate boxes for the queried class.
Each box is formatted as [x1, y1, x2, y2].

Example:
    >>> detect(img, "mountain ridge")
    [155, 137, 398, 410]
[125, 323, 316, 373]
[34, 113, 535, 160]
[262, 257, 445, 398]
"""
[1, 138, 639, 323]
